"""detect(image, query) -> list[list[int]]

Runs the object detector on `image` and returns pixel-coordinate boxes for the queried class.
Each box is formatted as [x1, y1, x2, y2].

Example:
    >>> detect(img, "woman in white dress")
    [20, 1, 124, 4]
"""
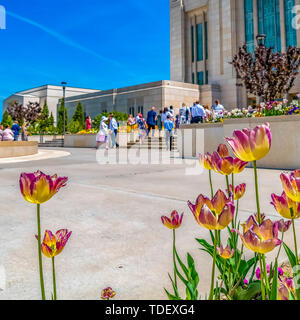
[96, 116, 109, 150]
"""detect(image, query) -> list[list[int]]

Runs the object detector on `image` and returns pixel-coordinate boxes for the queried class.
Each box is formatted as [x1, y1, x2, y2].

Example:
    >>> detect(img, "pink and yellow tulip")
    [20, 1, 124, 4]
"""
[236, 215, 281, 254]
[211, 152, 248, 175]
[225, 123, 272, 162]
[101, 287, 116, 300]
[280, 170, 300, 203]
[228, 183, 246, 200]
[199, 153, 213, 171]
[20, 171, 68, 204]
[161, 211, 183, 230]
[37, 229, 72, 258]
[277, 219, 292, 233]
[271, 192, 300, 220]
[188, 190, 235, 230]
[217, 245, 234, 259]
[217, 144, 230, 158]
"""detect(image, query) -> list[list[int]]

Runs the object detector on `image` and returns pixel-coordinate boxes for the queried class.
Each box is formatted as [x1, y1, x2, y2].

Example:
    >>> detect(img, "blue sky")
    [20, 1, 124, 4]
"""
[0, 0, 170, 118]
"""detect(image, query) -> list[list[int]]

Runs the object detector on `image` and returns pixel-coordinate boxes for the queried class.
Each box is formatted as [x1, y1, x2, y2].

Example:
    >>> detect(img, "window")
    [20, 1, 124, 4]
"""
[285, 0, 297, 47]
[137, 106, 144, 115]
[191, 26, 195, 62]
[197, 72, 204, 85]
[257, 0, 281, 52]
[192, 73, 195, 84]
[205, 70, 209, 84]
[129, 107, 135, 117]
[197, 23, 203, 61]
[244, 0, 255, 54]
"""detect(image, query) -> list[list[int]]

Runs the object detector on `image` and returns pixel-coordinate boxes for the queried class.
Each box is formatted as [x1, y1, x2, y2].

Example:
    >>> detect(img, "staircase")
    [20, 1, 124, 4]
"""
[38, 138, 64, 148]
[127, 136, 178, 151]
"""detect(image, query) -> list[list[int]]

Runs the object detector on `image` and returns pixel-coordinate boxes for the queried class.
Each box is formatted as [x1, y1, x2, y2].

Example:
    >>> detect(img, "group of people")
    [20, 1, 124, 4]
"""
[127, 106, 177, 151]
[179, 100, 226, 124]
[0, 120, 28, 142]
[96, 113, 120, 150]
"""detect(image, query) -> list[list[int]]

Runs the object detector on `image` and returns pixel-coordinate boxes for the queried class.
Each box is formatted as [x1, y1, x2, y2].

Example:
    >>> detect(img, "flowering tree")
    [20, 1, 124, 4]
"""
[231, 45, 300, 101]
[7, 101, 42, 124]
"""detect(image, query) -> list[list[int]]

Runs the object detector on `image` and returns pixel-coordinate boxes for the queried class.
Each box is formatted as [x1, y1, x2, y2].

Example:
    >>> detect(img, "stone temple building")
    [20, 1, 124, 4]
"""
[170, 0, 300, 108]
[3, 0, 300, 121]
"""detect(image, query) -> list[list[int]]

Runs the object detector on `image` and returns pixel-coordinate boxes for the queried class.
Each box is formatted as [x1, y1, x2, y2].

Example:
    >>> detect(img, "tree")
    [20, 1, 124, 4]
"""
[39, 101, 50, 133]
[1, 110, 13, 127]
[49, 112, 54, 127]
[57, 98, 68, 134]
[231, 45, 300, 101]
[72, 102, 84, 129]
[7, 101, 41, 124]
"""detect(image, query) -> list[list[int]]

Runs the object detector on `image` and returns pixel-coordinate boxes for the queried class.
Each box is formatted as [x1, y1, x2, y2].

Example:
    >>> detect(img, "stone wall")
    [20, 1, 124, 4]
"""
[0, 141, 38, 158]
[178, 115, 300, 170]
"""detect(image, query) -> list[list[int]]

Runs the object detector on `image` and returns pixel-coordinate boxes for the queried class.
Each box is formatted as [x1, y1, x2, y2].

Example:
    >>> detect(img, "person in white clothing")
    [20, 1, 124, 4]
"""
[96, 116, 109, 150]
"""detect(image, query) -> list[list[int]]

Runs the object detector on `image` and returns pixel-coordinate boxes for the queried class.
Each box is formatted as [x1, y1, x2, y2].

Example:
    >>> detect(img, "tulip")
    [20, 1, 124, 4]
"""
[188, 190, 235, 300]
[20, 171, 68, 204]
[217, 144, 230, 158]
[199, 153, 213, 171]
[101, 287, 116, 300]
[277, 219, 292, 233]
[188, 190, 235, 231]
[161, 211, 183, 230]
[225, 123, 272, 162]
[211, 152, 248, 176]
[237, 216, 281, 254]
[271, 192, 300, 220]
[280, 170, 300, 203]
[228, 183, 246, 201]
[217, 245, 234, 260]
[37, 229, 71, 300]
[278, 284, 290, 300]
[38, 229, 72, 258]
[19, 171, 68, 301]
[161, 210, 183, 289]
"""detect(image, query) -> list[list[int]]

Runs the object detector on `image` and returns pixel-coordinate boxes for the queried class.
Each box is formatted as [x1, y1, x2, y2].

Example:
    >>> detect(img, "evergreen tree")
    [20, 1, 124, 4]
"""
[49, 112, 54, 127]
[1, 110, 13, 127]
[39, 101, 50, 133]
[57, 98, 68, 134]
[72, 102, 85, 129]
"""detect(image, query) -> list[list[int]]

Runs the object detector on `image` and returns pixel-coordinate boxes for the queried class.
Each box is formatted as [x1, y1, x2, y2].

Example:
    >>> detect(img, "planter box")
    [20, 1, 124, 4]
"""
[64, 133, 130, 148]
[28, 135, 63, 143]
[178, 115, 300, 170]
[0, 141, 38, 158]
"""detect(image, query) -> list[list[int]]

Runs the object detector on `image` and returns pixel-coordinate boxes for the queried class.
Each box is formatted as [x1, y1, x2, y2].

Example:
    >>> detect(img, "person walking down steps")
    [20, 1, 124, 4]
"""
[163, 115, 174, 151]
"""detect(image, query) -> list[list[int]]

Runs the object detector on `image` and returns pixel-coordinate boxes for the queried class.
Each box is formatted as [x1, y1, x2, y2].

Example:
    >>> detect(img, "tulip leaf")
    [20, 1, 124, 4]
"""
[233, 281, 261, 300]
[283, 242, 296, 268]
[270, 259, 278, 300]
[164, 288, 181, 301]
[168, 273, 181, 299]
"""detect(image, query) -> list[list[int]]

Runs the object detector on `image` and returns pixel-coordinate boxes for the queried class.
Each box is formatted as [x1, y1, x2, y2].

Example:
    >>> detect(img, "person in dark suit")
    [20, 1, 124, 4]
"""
[146, 106, 157, 137]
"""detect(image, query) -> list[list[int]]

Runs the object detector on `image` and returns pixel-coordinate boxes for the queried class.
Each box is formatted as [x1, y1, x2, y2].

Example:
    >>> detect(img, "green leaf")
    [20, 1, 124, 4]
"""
[164, 288, 181, 300]
[168, 273, 180, 299]
[174, 248, 189, 278]
[270, 259, 278, 300]
[283, 242, 296, 268]
[233, 281, 261, 300]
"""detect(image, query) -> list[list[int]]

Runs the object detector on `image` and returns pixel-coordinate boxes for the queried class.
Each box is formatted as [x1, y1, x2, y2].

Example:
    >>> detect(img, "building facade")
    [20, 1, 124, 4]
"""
[170, 0, 300, 108]
[3, 85, 100, 122]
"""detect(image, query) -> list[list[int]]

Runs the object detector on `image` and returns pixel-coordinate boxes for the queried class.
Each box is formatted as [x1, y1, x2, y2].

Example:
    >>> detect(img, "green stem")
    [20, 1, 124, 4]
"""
[233, 245, 244, 283]
[276, 233, 284, 262]
[52, 257, 57, 300]
[259, 254, 266, 300]
[209, 230, 218, 300]
[234, 200, 239, 230]
[173, 230, 177, 288]
[262, 254, 270, 299]
[225, 175, 230, 197]
[292, 219, 299, 266]
[209, 170, 214, 199]
[37, 204, 46, 300]
[253, 161, 262, 223]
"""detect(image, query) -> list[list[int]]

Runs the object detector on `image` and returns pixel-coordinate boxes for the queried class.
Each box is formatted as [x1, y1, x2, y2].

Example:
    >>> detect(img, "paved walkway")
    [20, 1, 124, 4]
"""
[0, 148, 298, 300]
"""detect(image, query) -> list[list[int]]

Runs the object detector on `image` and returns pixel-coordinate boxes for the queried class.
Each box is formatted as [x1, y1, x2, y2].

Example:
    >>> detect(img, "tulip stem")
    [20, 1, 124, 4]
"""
[259, 254, 266, 300]
[253, 161, 262, 223]
[209, 230, 218, 300]
[36, 204, 46, 300]
[209, 170, 214, 199]
[52, 257, 57, 300]
[173, 230, 177, 288]
[225, 175, 230, 198]
[292, 219, 299, 266]
[276, 233, 284, 262]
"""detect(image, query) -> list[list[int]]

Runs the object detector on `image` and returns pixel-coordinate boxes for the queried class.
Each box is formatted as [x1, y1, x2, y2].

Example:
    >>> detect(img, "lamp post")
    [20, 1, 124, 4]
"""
[256, 34, 266, 47]
[61, 81, 67, 137]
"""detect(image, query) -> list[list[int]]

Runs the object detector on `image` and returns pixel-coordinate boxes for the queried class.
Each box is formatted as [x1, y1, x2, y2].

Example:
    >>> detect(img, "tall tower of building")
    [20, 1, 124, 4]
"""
[170, 0, 300, 109]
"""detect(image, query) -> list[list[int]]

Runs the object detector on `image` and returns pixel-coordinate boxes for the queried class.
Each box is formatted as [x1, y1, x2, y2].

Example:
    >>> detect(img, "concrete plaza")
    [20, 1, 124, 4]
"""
[0, 148, 298, 300]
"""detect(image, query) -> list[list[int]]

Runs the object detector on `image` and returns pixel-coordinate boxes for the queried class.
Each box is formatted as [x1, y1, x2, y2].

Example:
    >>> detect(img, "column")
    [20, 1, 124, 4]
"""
[219, 0, 224, 74]
[280, 0, 287, 52]
[253, 0, 258, 39]
[193, 15, 198, 83]
[296, 0, 300, 47]
[202, 11, 207, 84]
